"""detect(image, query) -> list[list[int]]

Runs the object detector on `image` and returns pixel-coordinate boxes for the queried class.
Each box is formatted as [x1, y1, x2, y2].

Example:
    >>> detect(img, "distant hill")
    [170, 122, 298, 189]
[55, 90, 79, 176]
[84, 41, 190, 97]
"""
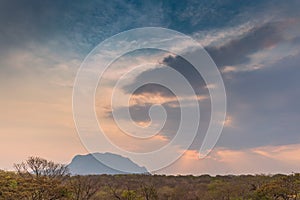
[68, 152, 148, 175]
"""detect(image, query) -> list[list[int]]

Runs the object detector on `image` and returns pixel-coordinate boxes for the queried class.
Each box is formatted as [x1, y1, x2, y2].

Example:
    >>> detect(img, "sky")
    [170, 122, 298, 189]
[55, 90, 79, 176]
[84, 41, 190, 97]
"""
[0, 0, 300, 175]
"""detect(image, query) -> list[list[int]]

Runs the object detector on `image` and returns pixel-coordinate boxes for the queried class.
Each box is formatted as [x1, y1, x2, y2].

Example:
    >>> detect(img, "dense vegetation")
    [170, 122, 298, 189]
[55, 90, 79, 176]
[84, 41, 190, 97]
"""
[0, 157, 300, 200]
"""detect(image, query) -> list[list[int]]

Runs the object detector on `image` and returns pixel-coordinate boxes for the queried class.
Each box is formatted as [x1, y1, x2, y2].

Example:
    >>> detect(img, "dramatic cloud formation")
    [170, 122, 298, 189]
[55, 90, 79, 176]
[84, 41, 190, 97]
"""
[206, 22, 284, 68]
[0, 0, 299, 174]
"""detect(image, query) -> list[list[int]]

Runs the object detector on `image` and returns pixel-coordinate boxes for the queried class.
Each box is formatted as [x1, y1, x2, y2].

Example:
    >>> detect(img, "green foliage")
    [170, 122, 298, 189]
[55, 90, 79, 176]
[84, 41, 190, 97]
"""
[121, 190, 137, 200]
[0, 158, 300, 200]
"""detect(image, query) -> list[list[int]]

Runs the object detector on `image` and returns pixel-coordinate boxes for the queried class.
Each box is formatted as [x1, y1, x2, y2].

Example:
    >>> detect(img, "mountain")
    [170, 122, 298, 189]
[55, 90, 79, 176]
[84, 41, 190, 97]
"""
[68, 152, 148, 175]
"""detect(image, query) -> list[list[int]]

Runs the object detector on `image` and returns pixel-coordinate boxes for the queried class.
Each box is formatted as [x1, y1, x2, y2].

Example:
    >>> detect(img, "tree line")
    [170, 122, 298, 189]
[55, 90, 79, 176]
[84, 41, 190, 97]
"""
[0, 157, 300, 200]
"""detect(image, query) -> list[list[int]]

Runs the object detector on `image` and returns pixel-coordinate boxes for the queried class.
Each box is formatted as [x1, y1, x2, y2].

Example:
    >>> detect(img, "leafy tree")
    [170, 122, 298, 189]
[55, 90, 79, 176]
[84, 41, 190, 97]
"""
[121, 189, 138, 200]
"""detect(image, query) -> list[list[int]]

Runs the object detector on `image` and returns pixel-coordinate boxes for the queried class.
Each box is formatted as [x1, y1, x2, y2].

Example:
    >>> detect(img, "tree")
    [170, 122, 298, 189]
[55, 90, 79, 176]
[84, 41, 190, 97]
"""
[13, 157, 70, 200]
[140, 184, 158, 200]
[252, 174, 300, 200]
[121, 189, 137, 200]
[14, 156, 69, 179]
[69, 175, 101, 200]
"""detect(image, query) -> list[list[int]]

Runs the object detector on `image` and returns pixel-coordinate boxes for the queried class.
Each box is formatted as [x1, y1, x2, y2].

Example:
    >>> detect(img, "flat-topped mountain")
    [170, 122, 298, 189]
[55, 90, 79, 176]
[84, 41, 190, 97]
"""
[68, 152, 148, 175]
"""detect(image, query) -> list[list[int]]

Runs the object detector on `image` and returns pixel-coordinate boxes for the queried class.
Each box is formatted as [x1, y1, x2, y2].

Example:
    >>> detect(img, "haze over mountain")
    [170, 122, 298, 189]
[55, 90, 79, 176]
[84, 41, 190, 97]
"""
[68, 152, 148, 175]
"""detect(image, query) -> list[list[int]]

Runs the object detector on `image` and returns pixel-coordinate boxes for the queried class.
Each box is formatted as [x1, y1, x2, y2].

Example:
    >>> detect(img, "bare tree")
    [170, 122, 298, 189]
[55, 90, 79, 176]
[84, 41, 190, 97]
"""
[140, 184, 158, 200]
[69, 175, 101, 200]
[13, 157, 70, 200]
[108, 183, 122, 200]
[14, 156, 69, 179]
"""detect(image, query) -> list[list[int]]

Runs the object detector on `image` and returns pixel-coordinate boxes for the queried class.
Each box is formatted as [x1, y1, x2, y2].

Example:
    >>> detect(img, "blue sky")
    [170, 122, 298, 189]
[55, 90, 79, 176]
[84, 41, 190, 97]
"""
[0, 0, 300, 174]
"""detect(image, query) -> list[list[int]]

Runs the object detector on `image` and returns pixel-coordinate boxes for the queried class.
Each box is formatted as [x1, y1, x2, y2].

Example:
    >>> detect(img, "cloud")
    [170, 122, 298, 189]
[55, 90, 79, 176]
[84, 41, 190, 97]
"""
[206, 22, 284, 68]
[158, 143, 300, 175]
[105, 95, 181, 140]
[0, 41, 83, 170]
[116, 20, 300, 152]
[122, 54, 209, 98]
[217, 52, 300, 150]
[163, 0, 271, 34]
[1, 0, 300, 174]
[0, 0, 167, 57]
[120, 18, 299, 99]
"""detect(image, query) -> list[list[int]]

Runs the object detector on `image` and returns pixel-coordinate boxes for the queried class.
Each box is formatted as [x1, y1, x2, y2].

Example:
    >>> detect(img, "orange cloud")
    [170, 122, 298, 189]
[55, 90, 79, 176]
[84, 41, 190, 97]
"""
[157, 144, 300, 175]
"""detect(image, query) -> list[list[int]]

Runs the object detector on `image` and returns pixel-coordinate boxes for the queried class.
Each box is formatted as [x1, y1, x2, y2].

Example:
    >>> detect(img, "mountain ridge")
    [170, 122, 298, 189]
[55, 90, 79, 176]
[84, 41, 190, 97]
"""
[68, 152, 149, 175]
